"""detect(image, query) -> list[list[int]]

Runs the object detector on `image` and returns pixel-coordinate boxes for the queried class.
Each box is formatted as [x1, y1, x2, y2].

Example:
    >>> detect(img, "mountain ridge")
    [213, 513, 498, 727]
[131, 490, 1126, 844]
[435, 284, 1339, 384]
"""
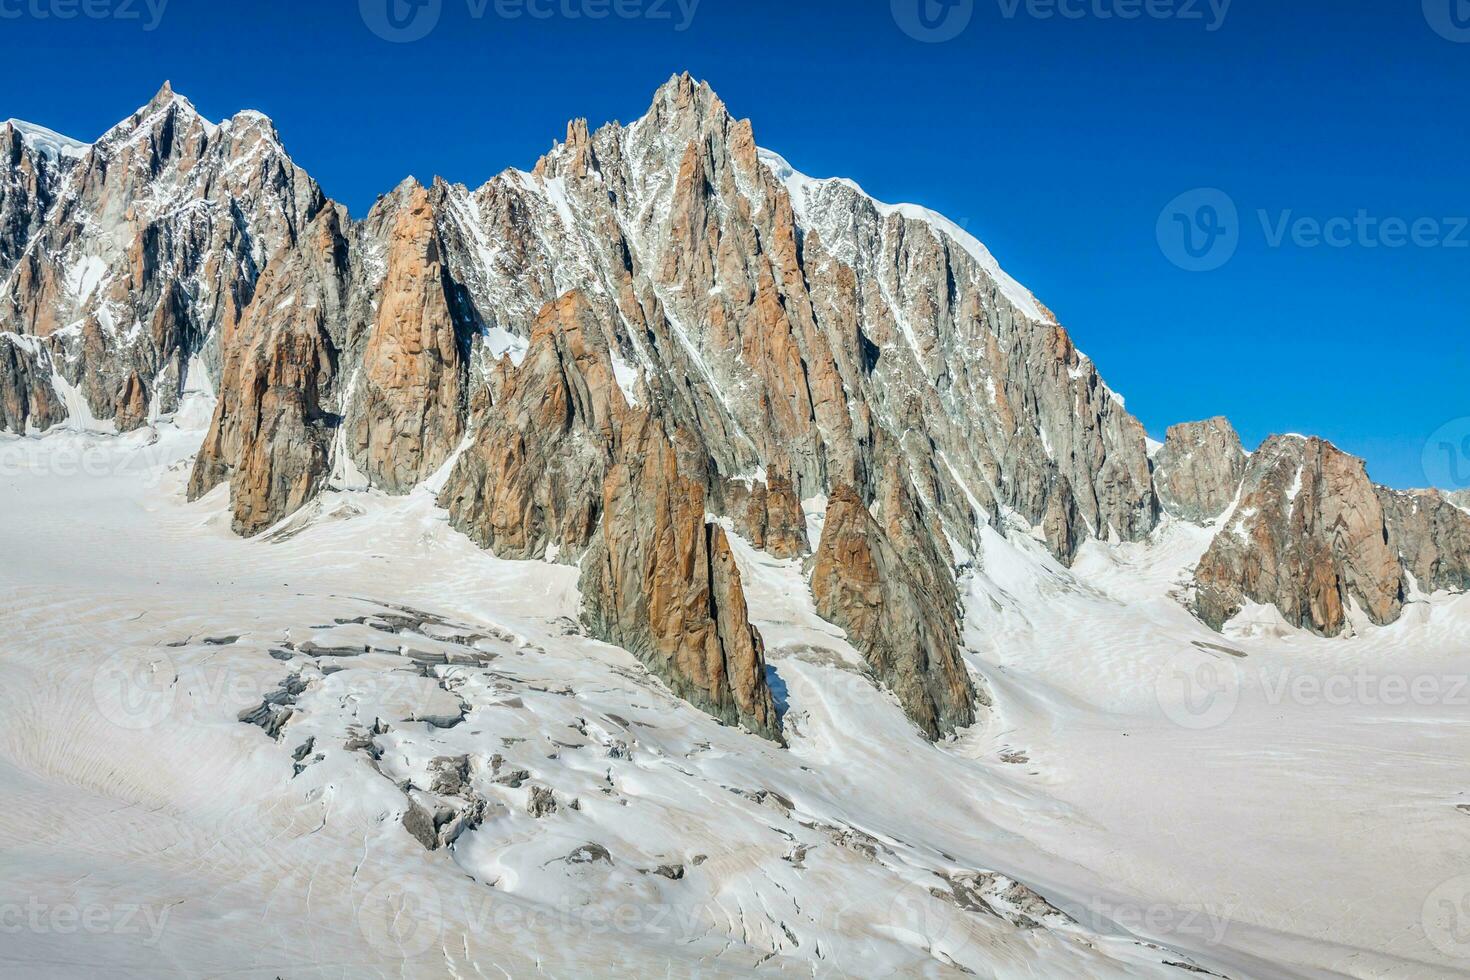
[3, 72, 1467, 738]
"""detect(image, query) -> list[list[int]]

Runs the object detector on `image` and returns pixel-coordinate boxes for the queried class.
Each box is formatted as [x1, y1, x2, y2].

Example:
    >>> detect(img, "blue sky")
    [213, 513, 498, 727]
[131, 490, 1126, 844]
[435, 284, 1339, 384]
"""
[5, 0, 1467, 488]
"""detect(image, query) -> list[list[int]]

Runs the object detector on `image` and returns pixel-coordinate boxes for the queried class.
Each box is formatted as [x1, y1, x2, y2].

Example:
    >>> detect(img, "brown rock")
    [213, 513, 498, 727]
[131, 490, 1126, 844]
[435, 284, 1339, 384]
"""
[1379, 488, 1470, 595]
[439, 292, 618, 561]
[1195, 436, 1403, 636]
[348, 182, 467, 493]
[113, 371, 149, 432]
[810, 478, 976, 740]
[579, 411, 781, 742]
[0, 335, 65, 433]
[723, 458, 808, 559]
[1153, 417, 1248, 522]
[188, 207, 345, 535]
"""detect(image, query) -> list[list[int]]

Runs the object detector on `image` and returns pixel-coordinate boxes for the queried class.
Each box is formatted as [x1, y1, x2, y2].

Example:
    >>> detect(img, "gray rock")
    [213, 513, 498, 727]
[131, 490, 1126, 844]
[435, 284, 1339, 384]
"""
[1195, 436, 1403, 636]
[1153, 417, 1247, 522]
[1379, 488, 1470, 595]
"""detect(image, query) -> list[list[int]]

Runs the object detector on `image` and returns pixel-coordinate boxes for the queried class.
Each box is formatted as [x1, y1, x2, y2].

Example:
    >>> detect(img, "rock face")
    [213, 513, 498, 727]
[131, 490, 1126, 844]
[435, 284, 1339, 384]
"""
[439, 292, 616, 561]
[1153, 417, 1247, 522]
[579, 409, 782, 742]
[0, 122, 70, 284]
[188, 207, 350, 534]
[723, 460, 808, 560]
[811, 474, 976, 740]
[0, 335, 65, 433]
[1195, 436, 1405, 636]
[1379, 488, 1470, 595]
[0, 84, 323, 431]
[441, 290, 782, 740]
[346, 182, 469, 493]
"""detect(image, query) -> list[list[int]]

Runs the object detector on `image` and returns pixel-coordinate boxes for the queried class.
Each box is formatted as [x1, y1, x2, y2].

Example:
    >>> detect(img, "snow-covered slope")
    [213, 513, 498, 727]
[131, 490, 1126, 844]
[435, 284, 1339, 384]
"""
[2, 120, 90, 162]
[4, 385, 1470, 978]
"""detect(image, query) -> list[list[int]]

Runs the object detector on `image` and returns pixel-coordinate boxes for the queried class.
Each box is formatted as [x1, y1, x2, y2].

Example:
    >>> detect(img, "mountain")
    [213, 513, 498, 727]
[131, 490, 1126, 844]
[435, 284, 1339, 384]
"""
[3, 73, 1468, 736]
[4, 75, 1470, 980]
[0, 82, 322, 432]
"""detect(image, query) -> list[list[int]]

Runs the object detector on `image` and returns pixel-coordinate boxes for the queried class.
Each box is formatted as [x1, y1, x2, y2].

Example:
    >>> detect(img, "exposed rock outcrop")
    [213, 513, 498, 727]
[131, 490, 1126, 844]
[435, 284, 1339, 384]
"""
[1153, 417, 1247, 522]
[439, 292, 616, 561]
[1195, 436, 1404, 636]
[1379, 488, 1470, 595]
[347, 182, 469, 493]
[113, 371, 150, 432]
[811, 478, 976, 740]
[579, 410, 782, 742]
[0, 335, 64, 434]
[188, 208, 348, 534]
[723, 460, 808, 560]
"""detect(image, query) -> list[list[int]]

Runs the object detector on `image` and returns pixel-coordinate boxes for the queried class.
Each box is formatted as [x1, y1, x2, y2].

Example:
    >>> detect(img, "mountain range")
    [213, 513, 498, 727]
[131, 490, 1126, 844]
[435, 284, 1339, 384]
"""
[3, 73, 1468, 748]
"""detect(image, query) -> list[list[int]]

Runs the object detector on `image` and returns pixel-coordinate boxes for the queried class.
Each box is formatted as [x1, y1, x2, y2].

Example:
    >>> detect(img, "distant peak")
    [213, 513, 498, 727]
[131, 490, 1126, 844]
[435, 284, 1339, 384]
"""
[128, 82, 218, 136]
[643, 72, 728, 128]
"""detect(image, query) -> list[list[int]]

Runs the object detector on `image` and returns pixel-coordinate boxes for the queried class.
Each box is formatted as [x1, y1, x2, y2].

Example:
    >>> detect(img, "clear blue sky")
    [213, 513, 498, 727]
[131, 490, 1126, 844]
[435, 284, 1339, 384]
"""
[5, 0, 1466, 488]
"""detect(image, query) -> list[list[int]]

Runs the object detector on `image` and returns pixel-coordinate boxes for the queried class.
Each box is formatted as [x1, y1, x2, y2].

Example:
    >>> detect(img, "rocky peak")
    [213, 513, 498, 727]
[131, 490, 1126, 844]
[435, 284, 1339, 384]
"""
[1153, 416, 1247, 522]
[0, 84, 323, 433]
[346, 181, 470, 493]
[1194, 435, 1404, 636]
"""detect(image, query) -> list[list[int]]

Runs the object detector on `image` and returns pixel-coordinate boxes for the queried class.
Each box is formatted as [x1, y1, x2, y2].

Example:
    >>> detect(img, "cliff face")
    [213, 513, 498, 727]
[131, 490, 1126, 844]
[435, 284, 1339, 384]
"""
[811, 476, 976, 740]
[188, 207, 351, 535]
[439, 292, 615, 562]
[1378, 488, 1470, 596]
[1153, 417, 1247, 522]
[579, 408, 782, 742]
[346, 183, 469, 494]
[1194, 436, 1404, 636]
[0, 85, 323, 433]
